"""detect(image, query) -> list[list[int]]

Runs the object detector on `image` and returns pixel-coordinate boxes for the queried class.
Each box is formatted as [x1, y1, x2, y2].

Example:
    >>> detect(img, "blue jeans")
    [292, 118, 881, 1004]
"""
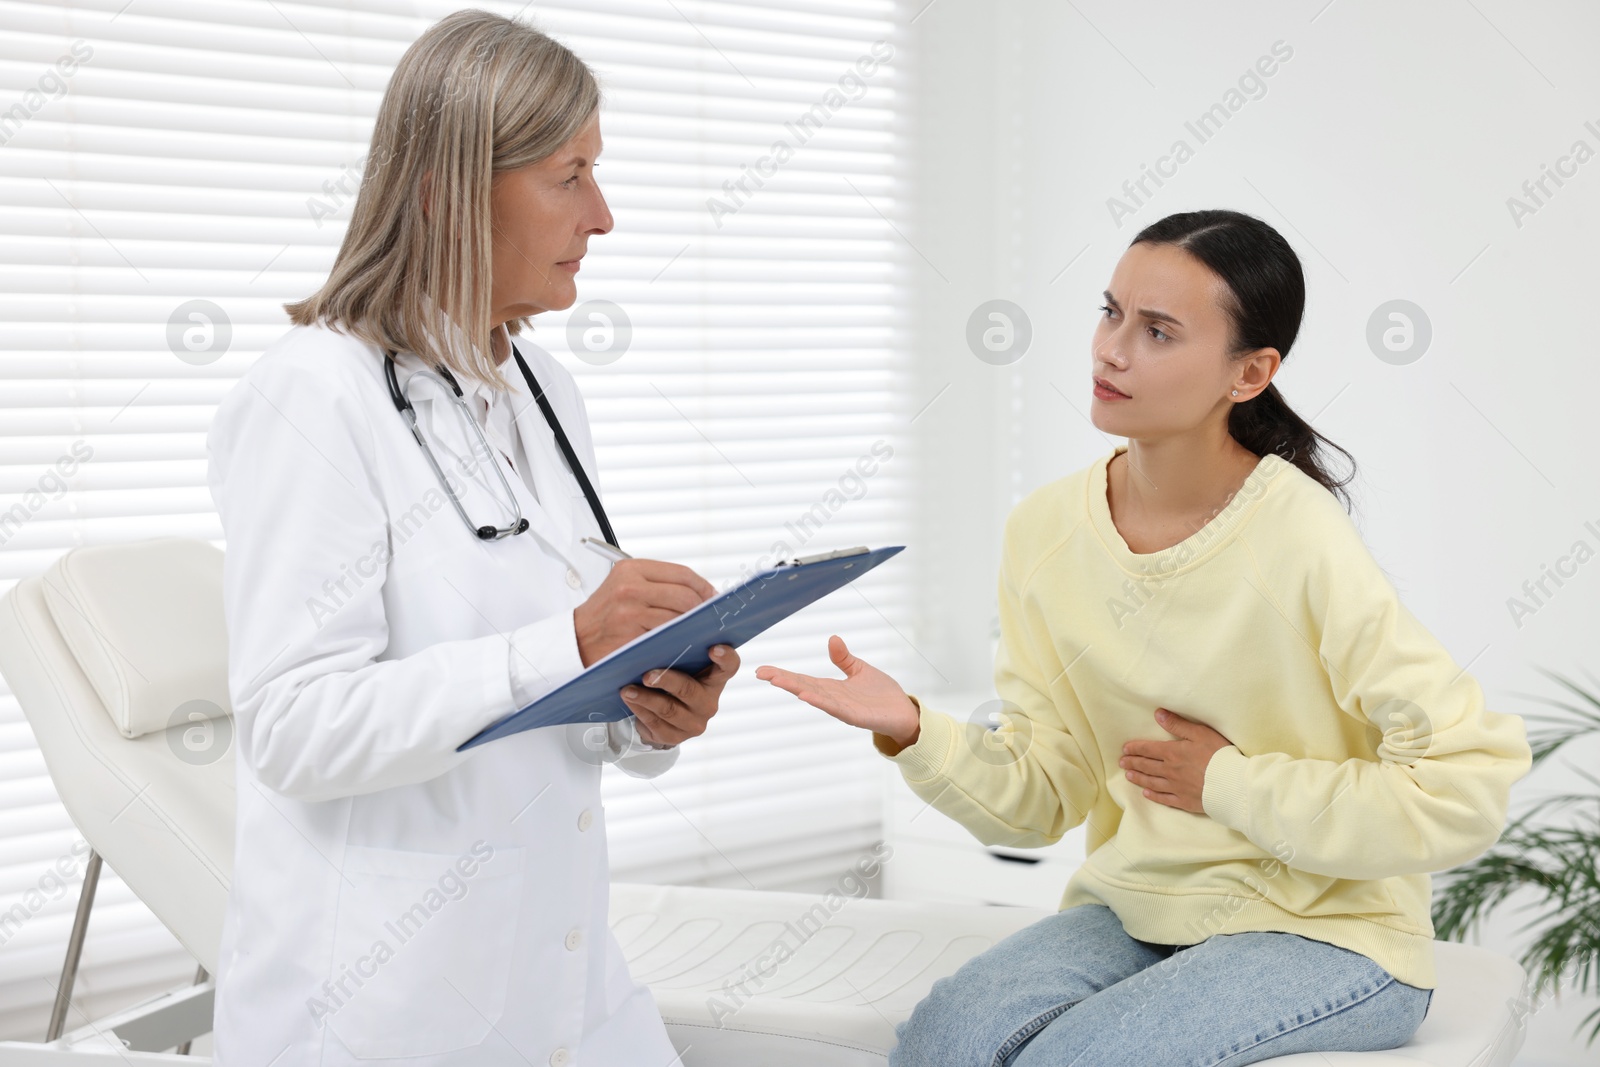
[890, 904, 1433, 1067]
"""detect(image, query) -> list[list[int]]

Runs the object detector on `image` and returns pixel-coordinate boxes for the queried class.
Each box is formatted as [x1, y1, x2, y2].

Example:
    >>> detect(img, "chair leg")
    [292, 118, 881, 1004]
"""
[175, 964, 209, 1055]
[46, 849, 102, 1042]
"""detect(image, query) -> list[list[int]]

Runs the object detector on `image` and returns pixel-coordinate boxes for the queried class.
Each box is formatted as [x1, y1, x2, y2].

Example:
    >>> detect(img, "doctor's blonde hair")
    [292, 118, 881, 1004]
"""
[284, 9, 599, 389]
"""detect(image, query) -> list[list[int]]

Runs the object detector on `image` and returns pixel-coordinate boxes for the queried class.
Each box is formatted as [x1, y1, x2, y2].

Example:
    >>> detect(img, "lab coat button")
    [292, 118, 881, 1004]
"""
[577, 808, 594, 832]
[565, 927, 584, 951]
[565, 567, 581, 589]
[549, 1049, 570, 1067]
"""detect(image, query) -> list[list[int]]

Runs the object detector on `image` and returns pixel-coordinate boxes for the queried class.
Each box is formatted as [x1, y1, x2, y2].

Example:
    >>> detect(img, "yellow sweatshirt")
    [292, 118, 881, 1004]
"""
[876, 444, 1532, 989]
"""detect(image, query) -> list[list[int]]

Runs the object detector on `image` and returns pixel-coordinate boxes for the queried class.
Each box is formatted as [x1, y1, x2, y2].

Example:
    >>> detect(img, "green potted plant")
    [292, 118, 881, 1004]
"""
[1432, 667, 1600, 1046]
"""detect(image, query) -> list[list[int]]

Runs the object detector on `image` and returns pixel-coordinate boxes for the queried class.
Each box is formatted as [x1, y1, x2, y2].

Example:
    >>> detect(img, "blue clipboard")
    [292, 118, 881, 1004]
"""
[457, 545, 905, 751]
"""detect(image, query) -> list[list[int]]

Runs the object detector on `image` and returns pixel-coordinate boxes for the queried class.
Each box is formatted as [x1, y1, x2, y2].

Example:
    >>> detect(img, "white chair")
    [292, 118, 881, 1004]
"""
[0, 538, 1534, 1065]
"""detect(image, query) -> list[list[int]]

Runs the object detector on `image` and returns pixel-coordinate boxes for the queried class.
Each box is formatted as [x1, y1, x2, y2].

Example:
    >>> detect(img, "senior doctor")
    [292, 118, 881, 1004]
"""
[204, 11, 738, 1065]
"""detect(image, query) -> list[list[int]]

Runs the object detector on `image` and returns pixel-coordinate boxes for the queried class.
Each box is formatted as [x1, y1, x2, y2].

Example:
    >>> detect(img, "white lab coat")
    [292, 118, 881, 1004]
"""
[205, 318, 682, 1066]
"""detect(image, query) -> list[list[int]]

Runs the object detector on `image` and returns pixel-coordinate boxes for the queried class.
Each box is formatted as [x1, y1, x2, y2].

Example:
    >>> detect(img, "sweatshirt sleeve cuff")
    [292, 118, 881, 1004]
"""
[1201, 743, 1252, 831]
[873, 695, 958, 784]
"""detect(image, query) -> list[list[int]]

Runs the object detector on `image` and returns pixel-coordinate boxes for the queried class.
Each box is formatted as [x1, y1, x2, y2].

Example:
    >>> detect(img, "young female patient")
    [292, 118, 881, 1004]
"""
[755, 209, 1532, 1066]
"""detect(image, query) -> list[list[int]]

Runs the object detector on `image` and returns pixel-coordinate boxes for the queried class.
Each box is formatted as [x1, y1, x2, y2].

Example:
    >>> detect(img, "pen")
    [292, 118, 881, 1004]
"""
[581, 536, 632, 562]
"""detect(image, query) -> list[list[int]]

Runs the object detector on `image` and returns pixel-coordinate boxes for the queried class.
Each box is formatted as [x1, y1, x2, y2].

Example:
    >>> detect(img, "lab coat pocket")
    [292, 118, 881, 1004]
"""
[323, 842, 526, 1059]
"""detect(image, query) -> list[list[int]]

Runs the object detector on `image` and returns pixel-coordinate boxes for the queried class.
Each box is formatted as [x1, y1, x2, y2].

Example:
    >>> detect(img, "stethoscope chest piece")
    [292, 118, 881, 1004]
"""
[478, 517, 530, 540]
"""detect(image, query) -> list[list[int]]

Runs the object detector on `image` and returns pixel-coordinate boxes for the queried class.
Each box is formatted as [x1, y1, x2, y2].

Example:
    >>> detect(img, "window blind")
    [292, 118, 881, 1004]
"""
[0, 0, 910, 1040]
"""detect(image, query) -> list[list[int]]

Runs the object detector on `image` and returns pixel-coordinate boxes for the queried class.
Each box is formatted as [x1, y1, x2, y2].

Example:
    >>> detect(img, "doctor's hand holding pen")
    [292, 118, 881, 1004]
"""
[755, 634, 921, 754]
[576, 552, 742, 747]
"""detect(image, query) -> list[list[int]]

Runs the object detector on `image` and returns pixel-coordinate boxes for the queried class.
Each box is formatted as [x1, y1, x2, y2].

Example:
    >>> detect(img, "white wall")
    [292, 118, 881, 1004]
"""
[904, 2, 1599, 1064]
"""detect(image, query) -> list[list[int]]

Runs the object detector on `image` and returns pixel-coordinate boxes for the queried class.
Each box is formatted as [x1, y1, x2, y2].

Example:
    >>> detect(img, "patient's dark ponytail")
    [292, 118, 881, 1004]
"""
[1131, 209, 1357, 513]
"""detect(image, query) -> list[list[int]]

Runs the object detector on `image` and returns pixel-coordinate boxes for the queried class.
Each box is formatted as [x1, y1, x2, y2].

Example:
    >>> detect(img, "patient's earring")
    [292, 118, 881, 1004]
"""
[1231, 389, 1239, 396]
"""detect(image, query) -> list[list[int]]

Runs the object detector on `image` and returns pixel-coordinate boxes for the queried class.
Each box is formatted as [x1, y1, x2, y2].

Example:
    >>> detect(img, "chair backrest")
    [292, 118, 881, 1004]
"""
[0, 537, 236, 972]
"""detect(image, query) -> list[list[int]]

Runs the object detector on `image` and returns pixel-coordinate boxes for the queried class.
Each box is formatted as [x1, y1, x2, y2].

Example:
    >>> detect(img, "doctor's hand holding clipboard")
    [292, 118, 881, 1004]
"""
[572, 548, 740, 747]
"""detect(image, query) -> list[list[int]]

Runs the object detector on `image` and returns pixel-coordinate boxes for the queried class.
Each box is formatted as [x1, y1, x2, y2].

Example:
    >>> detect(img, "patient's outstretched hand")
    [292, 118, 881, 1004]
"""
[755, 635, 921, 748]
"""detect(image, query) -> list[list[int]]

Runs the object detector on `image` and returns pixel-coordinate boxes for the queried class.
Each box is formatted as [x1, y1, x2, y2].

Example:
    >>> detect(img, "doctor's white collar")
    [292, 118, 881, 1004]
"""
[387, 308, 526, 411]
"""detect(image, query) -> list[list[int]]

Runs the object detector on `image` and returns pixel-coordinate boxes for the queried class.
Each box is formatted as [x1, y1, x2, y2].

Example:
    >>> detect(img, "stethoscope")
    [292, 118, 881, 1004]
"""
[383, 342, 619, 548]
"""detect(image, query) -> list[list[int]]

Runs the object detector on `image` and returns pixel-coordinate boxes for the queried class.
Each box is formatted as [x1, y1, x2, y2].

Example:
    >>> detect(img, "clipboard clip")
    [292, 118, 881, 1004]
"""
[780, 546, 871, 567]
[720, 547, 876, 630]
